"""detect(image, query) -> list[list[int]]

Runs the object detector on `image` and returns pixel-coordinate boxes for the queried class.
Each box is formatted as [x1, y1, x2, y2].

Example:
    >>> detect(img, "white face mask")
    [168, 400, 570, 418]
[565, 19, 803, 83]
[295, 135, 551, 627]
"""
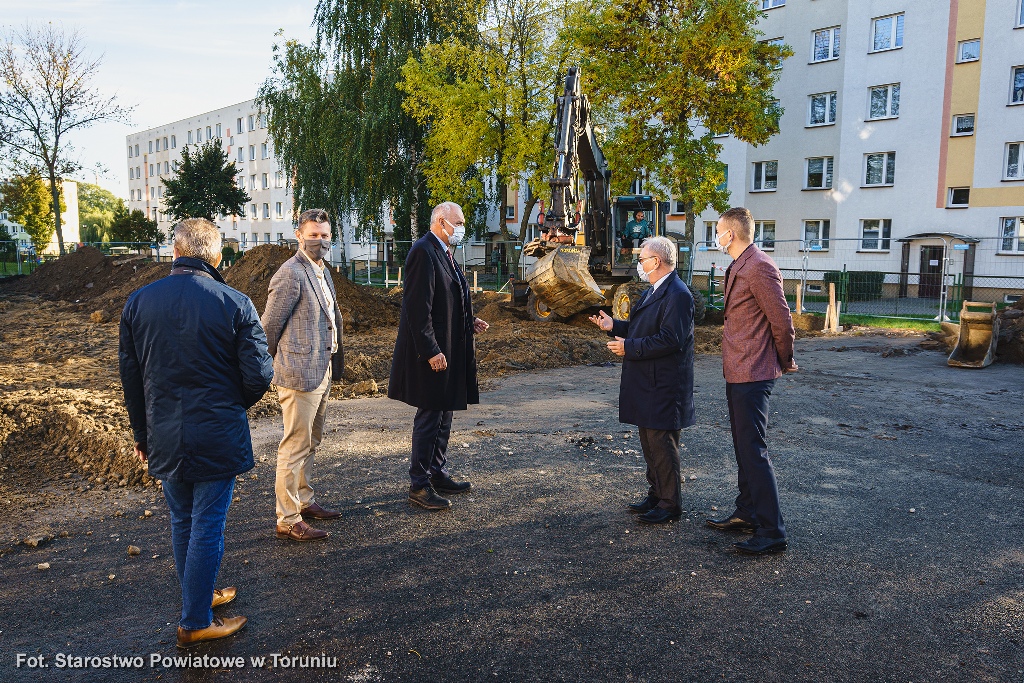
[637, 259, 653, 283]
[444, 218, 466, 246]
[715, 230, 733, 252]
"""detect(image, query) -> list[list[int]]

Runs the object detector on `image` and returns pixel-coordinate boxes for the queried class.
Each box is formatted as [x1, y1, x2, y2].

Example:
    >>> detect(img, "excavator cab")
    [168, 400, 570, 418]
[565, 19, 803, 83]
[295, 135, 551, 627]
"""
[608, 195, 665, 275]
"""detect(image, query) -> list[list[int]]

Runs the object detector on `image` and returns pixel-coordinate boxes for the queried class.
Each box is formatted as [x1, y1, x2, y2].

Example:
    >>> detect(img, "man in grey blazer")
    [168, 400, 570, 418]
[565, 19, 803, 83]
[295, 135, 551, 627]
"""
[262, 209, 345, 542]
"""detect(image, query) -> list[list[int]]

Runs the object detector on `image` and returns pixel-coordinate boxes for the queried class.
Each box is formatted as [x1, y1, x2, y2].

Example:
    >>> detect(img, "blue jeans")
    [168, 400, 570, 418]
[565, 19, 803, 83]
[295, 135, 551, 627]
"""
[161, 478, 235, 630]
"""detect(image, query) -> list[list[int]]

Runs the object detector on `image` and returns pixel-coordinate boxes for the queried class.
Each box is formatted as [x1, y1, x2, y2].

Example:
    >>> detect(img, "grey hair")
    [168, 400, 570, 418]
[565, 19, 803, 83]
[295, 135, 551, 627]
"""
[642, 236, 676, 269]
[173, 218, 222, 265]
[430, 201, 462, 228]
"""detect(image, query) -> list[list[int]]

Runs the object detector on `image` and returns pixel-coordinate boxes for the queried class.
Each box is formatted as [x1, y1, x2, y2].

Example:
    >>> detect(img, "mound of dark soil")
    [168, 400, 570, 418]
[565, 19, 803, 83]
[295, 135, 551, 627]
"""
[0, 246, 170, 314]
[222, 245, 400, 332]
[996, 298, 1024, 363]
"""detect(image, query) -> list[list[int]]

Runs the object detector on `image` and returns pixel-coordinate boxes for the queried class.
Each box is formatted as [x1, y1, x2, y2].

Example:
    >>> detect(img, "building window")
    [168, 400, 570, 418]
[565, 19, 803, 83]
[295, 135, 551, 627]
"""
[136, 166, 140, 178]
[150, 187, 156, 199]
[703, 221, 718, 248]
[674, 200, 685, 214]
[157, 186, 163, 198]
[867, 83, 900, 120]
[250, 174, 257, 189]
[864, 152, 896, 186]
[1019, 0, 1024, 27]
[276, 202, 283, 219]
[803, 219, 830, 250]
[952, 114, 975, 136]
[237, 176, 245, 190]
[206, 126, 212, 140]
[127, 146, 132, 158]
[762, 37, 785, 70]
[811, 27, 840, 62]
[1000, 217, 1024, 252]
[805, 157, 834, 189]
[149, 140, 153, 153]
[275, 171, 284, 188]
[258, 115, 266, 128]
[163, 136, 168, 150]
[248, 114, 255, 131]
[754, 221, 776, 250]
[860, 219, 892, 251]
[170, 135, 176, 148]
[237, 148, 244, 163]
[262, 173, 269, 189]
[252, 232, 259, 245]
[249, 145, 256, 161]
[196, 128, 202, 143]
[752, 161, 778, 191]
[808, 92, 837, 126]
[250, 204, 258, 220]
[163, 161, 169, 174]
[261, 143, 269, 159]
[871, 13, 904, 52]
[188, 130, 193, 145]
[947, 187, 970, 207]
[237, 117, 244, 133]
[172, 160, 178, 172]
[134, 144, 139, 157]
[216, 123, 222, 138]
[264, 232, 270, 243]
[262, 201, 270, 217]
[957, 39, 980, 63]
[1005, 142, 1023, 180]
[149, 163, 154, 177]
[1011, 66, 1024, 105]
[129, 167, 134, 179]
[759, 0, 784, 8]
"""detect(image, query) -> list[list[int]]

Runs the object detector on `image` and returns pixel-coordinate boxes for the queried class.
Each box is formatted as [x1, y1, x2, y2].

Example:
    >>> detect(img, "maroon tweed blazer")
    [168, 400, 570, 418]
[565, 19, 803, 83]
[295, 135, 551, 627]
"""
[722, 244, 796, 384]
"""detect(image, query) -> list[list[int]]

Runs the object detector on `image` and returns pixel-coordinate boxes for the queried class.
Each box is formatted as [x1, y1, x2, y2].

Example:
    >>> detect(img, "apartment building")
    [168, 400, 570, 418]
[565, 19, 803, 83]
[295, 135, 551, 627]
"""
[126, 101, 294, 250]
[679, 0, 1024, 295]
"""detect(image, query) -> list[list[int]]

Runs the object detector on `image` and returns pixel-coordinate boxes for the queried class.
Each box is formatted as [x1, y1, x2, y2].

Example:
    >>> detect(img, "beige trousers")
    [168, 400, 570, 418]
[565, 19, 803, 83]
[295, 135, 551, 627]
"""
[275, 366, 331, 526]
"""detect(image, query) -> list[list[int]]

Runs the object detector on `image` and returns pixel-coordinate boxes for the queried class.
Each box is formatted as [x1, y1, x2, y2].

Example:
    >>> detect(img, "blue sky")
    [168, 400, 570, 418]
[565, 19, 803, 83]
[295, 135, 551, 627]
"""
[3, 0, 319, 197]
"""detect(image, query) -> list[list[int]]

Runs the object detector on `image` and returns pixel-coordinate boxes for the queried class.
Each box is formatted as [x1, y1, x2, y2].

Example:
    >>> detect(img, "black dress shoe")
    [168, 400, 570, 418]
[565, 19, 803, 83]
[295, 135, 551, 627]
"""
[628, 496, 659, 514]
[705, 515, 757, 533]
[409, 485, 451, 510]
[430, 472, 471, 495]
[733, 536, 788, 555]
[638, 507, 682, 525]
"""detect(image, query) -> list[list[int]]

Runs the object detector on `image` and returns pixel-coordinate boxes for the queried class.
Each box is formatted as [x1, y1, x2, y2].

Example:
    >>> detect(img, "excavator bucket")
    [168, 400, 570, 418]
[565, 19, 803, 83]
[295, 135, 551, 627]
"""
[948, 301, 1001, 368]
[525, 245, 606, 318]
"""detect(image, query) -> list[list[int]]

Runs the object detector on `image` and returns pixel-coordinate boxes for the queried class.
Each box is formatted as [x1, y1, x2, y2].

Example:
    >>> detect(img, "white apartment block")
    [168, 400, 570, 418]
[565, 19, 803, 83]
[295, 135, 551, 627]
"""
[677, 0, 1024, 298]
[126, 100, 295, 250]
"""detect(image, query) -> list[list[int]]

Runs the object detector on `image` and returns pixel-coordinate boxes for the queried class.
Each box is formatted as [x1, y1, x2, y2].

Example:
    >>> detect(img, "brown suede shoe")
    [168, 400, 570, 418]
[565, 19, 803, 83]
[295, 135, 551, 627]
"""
[176, 616, 247, 648]
[212, 587, 236, 608]
[276, 520, 328, 541]
[301, 502, 342, 520]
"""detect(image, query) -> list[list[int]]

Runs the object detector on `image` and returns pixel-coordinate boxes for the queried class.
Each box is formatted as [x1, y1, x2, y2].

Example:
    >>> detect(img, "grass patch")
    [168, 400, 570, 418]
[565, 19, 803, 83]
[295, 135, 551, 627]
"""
[806, 313, 942, 332]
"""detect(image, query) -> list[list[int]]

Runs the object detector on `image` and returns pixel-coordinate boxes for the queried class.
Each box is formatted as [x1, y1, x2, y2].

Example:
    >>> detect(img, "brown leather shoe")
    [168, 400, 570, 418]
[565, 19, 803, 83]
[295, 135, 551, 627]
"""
[276, 520, 328, 541]
[176, 616, 247, 648]
[301, 502, 342, 520]
[212, 587, 236, 608]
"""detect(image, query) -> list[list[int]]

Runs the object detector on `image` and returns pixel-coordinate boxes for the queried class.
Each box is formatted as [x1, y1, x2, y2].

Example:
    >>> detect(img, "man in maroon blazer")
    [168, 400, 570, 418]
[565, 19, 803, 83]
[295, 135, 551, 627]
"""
[706, 207, 798, 554]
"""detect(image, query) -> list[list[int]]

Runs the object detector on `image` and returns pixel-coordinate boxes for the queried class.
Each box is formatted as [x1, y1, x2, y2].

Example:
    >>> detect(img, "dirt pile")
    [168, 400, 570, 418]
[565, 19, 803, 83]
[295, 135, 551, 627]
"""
[222, 245, 401, 331]
[996, 298, 1024, 363]
[0, 246, 170, 315]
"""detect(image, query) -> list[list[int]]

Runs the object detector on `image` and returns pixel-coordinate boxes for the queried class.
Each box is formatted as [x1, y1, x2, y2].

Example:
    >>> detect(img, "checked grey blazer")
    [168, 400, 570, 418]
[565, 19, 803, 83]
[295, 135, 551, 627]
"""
[261, 248, 344, 392]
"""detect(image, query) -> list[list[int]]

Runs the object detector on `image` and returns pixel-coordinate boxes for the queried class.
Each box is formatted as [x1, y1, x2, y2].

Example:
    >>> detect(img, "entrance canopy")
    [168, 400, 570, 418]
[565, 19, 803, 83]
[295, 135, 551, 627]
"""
[896, 232, 979, 243]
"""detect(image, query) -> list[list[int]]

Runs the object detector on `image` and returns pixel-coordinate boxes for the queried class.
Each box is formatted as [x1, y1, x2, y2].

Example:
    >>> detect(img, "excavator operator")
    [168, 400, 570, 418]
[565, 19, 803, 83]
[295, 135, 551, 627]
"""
[619, 210, 652, 261]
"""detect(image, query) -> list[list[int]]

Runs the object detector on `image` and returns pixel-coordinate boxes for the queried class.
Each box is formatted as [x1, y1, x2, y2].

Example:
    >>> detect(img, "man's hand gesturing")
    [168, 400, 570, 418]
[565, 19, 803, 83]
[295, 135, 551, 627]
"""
[588, 310, 614, 332]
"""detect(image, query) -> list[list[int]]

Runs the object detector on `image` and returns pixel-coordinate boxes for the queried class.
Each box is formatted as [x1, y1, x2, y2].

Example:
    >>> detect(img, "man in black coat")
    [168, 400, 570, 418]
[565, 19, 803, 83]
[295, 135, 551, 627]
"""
[388, 202, 489, 510]
[119, 218, 274, 647]
[591, 236, 696, 524]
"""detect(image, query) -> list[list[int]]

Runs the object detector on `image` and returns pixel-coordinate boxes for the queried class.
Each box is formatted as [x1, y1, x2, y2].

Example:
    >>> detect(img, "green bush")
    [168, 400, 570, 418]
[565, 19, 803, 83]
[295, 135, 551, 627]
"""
[823, 270, 884, 302]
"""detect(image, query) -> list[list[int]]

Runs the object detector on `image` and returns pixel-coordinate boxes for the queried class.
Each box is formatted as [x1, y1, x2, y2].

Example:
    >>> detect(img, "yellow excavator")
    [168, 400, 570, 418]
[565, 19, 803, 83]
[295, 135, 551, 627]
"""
[519, 66, 705, 324]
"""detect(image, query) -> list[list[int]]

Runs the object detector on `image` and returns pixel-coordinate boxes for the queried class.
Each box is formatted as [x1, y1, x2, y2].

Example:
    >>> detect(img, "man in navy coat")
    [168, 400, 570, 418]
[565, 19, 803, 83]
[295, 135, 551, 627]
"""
[120, 218, 274, 647]
[388, 202, 489, 510]
[591, 236, 695, 524]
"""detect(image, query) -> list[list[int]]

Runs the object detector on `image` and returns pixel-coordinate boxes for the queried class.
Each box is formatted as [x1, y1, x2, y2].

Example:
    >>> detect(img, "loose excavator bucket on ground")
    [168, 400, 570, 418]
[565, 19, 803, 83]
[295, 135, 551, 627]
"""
[525, 245, 606, 318]
[948, 301, 1001, 368]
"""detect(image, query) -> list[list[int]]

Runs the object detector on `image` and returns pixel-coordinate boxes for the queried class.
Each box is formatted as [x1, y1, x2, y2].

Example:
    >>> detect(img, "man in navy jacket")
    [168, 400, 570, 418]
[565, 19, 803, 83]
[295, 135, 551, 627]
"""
[119, 218, 273, 647]
[591, 236, 695, 524]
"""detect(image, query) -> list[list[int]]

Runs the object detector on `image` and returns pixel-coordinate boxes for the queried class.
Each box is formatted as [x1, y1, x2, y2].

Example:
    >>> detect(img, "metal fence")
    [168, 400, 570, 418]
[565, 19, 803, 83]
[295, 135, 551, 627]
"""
[689, 237, 1024, 323]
